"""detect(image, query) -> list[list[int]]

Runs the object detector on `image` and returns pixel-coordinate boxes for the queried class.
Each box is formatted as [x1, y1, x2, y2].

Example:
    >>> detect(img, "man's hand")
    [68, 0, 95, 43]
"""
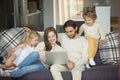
[67, 60, 75, 70]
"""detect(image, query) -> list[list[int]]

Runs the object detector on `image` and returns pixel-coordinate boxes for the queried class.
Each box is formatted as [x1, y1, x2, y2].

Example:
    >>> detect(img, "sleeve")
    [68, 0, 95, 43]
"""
[76, 39, 88, 65]
[79, 24, 84, 35]
[35, 42, 46, 57]
[13, 48, 22, 57]
[98, 24, 106, 40]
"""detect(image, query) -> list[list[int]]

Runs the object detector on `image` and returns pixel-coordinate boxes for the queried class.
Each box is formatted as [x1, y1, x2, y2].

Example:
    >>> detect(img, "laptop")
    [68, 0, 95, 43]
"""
[45, 51, 68, 65]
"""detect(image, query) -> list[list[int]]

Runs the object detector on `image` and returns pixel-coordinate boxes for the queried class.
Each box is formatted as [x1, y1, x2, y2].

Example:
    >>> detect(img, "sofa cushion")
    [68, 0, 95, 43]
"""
[0, 28, 25, 59]
[82, 64, 118, 80]
[99, 30, 120, 64]
[15, 70, 72, 80]
[94, 49, 103, 66]
[13, 64, 118, 80]
[0, 77, 14, 80]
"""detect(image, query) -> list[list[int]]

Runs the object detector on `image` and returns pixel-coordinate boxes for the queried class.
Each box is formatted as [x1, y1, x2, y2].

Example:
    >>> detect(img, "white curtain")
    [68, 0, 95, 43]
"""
[56, 0, 83, 25]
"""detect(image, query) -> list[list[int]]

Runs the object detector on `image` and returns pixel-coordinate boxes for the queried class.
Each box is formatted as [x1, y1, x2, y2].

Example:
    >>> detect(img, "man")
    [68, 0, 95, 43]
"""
[50, 20, 88, 80]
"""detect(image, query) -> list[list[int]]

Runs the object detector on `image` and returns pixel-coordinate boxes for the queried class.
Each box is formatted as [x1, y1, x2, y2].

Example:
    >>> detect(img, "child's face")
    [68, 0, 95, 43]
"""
[84, 16, 95, 26]
[29, 37, 39, 47]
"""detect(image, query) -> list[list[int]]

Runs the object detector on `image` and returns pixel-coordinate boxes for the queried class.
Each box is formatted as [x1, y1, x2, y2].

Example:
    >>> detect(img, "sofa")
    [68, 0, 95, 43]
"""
[0, 28, 119, 80]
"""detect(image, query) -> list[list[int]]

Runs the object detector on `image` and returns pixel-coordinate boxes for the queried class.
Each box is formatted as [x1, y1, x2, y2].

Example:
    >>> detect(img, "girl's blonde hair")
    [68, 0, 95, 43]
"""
[22, 30, 40, 44]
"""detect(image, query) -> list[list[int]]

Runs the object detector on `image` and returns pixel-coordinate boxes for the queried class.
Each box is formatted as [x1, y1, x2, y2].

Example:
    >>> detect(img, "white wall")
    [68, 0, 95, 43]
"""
[96, 6, 111, 33]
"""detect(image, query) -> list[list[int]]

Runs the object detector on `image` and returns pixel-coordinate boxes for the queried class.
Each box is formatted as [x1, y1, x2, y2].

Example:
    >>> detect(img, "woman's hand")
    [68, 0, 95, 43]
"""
[67, 60, 75, 70]
[40, 56, 46, 64]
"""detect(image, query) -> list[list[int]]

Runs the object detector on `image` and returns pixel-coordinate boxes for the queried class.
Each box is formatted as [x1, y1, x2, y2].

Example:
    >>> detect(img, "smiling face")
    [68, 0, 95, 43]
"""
[84, 16, 95, 26]
[83, 11, 97, 26]
[47, 31, 57, 45]
[44, 27, 58, 51]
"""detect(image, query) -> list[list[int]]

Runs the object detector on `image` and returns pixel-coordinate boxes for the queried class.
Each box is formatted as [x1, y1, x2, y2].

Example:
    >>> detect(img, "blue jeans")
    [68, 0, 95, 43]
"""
[10, 52, 45, 78]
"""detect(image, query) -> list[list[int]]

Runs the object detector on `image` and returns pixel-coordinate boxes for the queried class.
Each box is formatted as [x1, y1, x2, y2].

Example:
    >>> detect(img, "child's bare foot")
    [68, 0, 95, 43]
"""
[0, 64, 16, 70]
[0, 68, 10, 77]
[0, 68, 4, 76]
[0, 64, 7, 69]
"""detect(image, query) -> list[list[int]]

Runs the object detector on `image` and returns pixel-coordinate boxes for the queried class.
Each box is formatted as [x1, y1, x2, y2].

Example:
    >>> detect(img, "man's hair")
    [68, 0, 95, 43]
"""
[63, 20, 78, 33]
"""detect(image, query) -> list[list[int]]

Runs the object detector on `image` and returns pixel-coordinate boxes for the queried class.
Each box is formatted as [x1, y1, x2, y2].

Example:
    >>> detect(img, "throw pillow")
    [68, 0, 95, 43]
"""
[0, 28, 25, 59]
[99, 30, 120, 65]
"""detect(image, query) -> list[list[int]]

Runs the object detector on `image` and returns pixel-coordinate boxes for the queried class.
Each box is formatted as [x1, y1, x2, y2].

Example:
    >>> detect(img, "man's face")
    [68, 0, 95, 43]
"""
[65, 26, 77, 39]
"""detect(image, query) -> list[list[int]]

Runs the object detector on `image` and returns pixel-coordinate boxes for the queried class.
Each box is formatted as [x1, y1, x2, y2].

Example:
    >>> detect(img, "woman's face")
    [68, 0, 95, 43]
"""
[48, 31, 57, 45]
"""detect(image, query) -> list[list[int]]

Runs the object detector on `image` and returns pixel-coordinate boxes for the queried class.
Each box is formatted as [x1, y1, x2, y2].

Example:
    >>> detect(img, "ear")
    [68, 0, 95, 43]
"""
[75, 26, 78, 31]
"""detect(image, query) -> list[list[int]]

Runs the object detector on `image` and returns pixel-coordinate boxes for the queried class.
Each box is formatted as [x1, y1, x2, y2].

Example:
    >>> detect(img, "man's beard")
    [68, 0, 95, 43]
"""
[68, 32, 77, 39]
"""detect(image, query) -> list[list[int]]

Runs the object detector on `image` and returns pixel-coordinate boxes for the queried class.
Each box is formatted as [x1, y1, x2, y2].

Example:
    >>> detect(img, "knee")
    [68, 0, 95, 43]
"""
[30, 52, 39, 58]
[50, 64, 59, 72]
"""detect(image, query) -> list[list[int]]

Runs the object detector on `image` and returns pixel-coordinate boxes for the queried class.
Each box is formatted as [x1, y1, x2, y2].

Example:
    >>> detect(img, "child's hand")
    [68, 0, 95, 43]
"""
[23, 27, 31, 32]
[99, 40, 106, 45]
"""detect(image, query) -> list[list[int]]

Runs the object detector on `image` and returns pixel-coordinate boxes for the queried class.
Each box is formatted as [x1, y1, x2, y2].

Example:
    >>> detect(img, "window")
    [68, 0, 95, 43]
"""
[56, 0, 84, 25]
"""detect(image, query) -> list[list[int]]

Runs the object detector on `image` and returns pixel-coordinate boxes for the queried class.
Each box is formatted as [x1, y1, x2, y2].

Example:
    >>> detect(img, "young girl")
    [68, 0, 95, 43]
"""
[79, 11, 106, 68]
[0, 30, 45, 77]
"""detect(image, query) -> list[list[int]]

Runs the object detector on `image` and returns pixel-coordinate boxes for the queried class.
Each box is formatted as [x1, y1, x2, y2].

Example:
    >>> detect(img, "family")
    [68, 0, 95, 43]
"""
[0, 11, 106, 80]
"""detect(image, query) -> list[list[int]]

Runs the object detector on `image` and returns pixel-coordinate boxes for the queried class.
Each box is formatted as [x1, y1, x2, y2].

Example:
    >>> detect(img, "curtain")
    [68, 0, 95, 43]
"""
[56, 0, 83, 25]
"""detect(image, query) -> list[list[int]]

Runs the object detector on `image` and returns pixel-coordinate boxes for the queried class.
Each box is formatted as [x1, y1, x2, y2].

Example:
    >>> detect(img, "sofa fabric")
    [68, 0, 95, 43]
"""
[99, 30, 120, 65]
[0, 64, 118, 80]
[0, 28, 25, 59]
[7, 64, 117, 80]
[82, 64, 118, 80]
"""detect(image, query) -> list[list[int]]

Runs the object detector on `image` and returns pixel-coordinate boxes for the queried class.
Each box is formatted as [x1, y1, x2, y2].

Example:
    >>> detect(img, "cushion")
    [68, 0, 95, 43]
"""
[99, 30, 120, 64]
[94, 49, 103, 66]
[0, 28, 25, 59]
[82, 64, 118, 80]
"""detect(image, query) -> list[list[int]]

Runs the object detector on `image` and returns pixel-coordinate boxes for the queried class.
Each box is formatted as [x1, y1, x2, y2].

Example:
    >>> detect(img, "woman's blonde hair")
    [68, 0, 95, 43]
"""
[22, 30, 40, 44]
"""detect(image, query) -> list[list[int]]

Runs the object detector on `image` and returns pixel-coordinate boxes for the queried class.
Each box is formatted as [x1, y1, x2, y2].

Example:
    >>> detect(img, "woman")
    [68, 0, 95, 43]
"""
[35, 27, 65, 65]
